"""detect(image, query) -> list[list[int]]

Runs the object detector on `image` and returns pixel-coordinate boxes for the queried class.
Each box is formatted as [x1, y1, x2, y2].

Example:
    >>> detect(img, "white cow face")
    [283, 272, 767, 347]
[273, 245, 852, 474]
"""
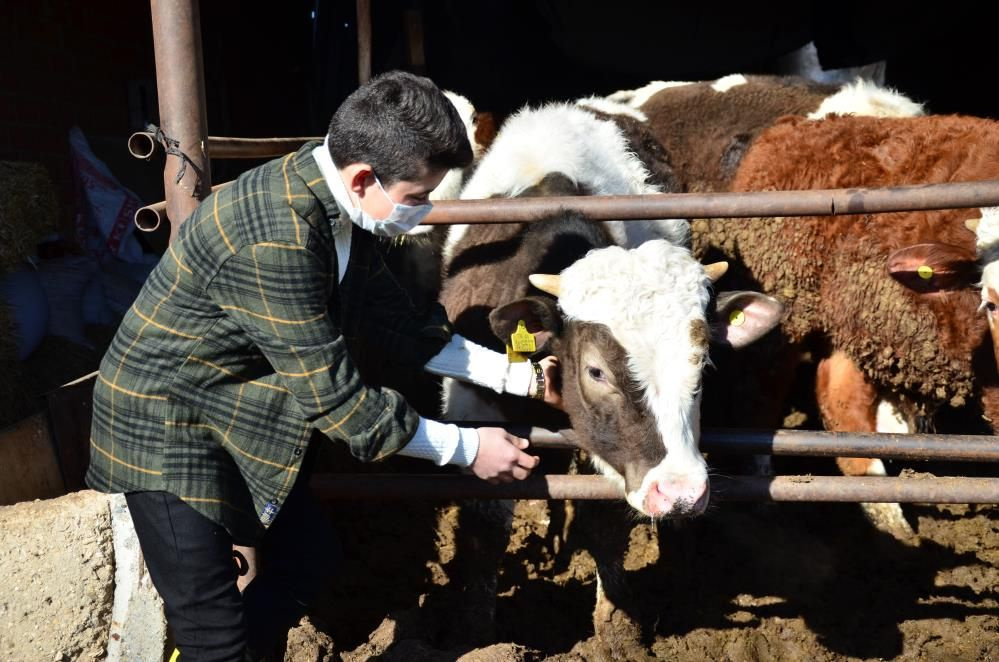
[489, 241, 783, 518]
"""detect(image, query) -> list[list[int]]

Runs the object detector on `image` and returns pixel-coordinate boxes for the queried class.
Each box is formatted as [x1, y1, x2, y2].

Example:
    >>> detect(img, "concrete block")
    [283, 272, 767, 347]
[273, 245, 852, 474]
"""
[0, 490, 114, 661]
[106, 493, 167, 662]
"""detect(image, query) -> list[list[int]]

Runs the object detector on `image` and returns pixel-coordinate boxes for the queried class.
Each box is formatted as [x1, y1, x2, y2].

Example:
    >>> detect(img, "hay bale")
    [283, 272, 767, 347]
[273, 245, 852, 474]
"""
[0, 161, 60, 423]
[0, 161, 59, 276]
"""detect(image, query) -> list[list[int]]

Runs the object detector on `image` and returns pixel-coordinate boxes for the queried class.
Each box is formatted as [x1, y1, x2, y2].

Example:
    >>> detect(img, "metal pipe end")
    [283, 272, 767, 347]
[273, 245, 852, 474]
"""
[127, 131, 159, 160]
[135, 204, 166, 232]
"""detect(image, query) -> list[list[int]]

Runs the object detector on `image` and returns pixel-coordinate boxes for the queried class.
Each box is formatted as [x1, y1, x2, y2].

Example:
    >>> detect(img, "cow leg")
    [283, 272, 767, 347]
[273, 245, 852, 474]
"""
[816, 350, 916, 540]
[573, 498, 655, 661]
[436, 497, 513, 648]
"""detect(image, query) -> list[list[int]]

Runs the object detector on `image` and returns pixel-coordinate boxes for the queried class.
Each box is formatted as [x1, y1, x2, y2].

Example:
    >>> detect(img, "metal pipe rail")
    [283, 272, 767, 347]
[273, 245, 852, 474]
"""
[128, 132, 322, 160]
[310, 474, 999, 504]
[134, 179, 999, 234]
[419, 180, 999, 224]
[507, 426, 999, 463]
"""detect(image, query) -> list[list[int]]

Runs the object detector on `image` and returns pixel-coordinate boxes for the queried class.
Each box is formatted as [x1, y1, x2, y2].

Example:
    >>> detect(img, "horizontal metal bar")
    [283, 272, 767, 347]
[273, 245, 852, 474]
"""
[128, 132, 321, 160]
[134, 181, 232, 232]
[135, 179, 999, 233]
[421, 180, 999, 224]
[310, 474, 999, 504]
[499, 426, 999, 462]
[702, 429, 999, 462]
[205, 136, 321, 159]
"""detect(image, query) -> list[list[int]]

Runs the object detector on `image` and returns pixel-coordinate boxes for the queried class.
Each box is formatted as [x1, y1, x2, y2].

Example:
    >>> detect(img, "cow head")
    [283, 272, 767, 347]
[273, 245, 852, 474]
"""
[488, 240, 783, 518]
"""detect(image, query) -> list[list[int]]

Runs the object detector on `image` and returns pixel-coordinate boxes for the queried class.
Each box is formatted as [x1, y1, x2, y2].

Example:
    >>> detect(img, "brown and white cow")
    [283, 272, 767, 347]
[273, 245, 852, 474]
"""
[440, 103, 782, 655]
[586, 73, 924, 193]
[692, 113, 999, 538]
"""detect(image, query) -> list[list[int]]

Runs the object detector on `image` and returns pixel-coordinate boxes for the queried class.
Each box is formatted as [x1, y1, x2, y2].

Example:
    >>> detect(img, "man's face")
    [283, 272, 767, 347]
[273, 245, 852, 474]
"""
[360, 166, 447, 220]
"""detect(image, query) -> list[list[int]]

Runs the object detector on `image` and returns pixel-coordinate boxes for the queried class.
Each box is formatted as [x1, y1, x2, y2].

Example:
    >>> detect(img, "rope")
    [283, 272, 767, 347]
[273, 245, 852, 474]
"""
[147, 123, 205, 198]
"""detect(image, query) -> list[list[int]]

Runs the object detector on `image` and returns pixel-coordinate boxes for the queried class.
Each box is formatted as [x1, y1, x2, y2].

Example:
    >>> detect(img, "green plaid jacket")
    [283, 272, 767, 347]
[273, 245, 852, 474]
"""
[86, 142, 451, 542]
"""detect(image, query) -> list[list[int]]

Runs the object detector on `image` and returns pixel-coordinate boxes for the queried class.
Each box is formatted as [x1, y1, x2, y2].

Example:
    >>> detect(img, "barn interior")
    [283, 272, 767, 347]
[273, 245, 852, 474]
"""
[1, 2, 998, 660]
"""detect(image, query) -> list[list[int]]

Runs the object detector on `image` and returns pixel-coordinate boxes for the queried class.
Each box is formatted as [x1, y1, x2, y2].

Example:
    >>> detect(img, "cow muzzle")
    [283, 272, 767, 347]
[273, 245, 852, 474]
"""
[642, 476, 710, 518]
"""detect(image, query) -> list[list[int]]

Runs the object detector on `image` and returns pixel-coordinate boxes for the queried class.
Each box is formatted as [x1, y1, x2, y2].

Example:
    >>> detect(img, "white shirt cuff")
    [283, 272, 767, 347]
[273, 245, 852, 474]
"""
[503, 360, 535, 397]
[424, 334, 538, 397]
[396, 417, 480, 467]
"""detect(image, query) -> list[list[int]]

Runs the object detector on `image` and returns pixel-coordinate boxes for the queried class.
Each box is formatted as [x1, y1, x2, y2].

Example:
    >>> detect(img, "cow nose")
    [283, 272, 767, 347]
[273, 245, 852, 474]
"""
[644, 479, 709, 517]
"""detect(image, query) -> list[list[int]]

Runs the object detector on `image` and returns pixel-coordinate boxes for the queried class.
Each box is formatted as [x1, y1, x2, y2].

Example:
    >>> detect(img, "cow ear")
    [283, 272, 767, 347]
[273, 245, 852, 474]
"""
[887, 242, 978, 293]
[489, 296, 561, 354]
[711, 291, 784, 348]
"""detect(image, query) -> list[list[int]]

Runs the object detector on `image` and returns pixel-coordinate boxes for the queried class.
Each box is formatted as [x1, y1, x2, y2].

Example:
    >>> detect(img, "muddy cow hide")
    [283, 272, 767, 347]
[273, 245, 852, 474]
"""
[692, 113, 999, 539]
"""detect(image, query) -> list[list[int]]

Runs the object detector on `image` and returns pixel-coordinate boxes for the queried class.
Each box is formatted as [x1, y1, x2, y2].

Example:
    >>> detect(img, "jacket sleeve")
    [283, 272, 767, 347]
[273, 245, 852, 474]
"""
[205, 240, 418, 462]
[359, 245, 453, 370]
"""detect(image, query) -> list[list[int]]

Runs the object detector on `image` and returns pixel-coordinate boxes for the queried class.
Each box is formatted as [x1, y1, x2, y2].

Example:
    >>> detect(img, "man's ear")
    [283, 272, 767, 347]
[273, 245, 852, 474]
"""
[344, 164, 374, 194]
[488, 296, 562, 354]
[711, 291, 785, 348]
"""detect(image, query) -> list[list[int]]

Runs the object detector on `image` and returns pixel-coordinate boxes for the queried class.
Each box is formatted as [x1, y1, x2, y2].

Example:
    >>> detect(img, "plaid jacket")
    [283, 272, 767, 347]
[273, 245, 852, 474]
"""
[86, 142, 451, 542]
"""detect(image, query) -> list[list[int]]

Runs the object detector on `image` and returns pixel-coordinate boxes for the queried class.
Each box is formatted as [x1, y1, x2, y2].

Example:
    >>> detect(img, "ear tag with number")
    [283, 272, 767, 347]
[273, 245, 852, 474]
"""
[510, 320, 536, 353]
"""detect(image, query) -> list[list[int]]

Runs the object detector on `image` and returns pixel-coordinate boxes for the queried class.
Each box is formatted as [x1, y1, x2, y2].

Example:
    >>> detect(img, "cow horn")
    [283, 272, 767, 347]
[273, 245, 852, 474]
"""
[966, 217, 982, 233]
[704, 261, 729, 282]
[529, 273, 561, 297]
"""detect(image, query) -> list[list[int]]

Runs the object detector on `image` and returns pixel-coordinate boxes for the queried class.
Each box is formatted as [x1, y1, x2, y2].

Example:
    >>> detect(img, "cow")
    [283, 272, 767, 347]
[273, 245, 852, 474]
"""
[691, 113, 999, 539]
[438, 102, 783, 656]
[590, 73, 924, 193]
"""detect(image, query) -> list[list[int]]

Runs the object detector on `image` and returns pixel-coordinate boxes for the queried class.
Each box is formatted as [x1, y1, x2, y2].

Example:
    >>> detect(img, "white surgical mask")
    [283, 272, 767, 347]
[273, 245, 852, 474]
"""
[346, 173, 433, 238]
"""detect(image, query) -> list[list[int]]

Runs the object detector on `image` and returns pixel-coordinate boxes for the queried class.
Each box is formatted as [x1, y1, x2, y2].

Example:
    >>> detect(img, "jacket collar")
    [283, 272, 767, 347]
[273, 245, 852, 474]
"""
[292, 139, 347, 233]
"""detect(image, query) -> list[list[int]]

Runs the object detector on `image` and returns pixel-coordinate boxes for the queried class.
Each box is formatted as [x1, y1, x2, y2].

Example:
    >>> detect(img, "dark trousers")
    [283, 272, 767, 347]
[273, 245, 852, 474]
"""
[126, 475, 340, 661]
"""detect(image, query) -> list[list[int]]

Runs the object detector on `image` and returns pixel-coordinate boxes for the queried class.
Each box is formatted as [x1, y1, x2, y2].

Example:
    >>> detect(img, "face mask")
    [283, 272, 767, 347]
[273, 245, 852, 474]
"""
[346, 174, 433, 237]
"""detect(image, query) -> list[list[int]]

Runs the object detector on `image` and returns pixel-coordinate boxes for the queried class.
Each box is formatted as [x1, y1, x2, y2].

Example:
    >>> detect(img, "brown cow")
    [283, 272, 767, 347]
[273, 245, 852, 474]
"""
[586, 74, 924, 192]
[692, 113, 999, 537]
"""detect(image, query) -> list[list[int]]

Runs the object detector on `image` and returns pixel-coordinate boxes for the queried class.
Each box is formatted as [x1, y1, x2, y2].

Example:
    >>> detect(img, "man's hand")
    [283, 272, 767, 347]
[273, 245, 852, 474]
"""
[538, 356, 564, 411]
[471, 427, 540, 484]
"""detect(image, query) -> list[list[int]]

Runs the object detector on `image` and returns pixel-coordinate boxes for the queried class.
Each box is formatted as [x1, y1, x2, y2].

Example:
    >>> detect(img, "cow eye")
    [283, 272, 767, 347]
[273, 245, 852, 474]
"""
[988, 301, 998, 313]
[586, 366, 607, 382]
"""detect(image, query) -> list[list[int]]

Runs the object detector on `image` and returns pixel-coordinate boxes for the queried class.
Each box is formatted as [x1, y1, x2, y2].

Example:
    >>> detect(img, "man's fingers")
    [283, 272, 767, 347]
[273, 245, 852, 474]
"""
[517, 452, 540, 469]
[506, 434, 530, 450]
[511, 465, 531, 481]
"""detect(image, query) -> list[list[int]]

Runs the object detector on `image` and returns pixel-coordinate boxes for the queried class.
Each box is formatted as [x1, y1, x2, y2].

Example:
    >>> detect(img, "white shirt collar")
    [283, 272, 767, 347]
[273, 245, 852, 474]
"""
[312, 136, 352, 283]
[312, 136, 355, 232]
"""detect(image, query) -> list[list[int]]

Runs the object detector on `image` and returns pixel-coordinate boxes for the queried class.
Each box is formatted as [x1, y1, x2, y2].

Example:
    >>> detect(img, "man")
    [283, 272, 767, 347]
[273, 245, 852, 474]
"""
[87, 70, 557, 660]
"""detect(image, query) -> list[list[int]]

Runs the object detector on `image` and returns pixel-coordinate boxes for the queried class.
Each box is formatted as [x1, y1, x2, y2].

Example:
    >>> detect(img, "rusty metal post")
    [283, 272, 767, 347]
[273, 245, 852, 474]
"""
[356, 0, 372, 84]
[150, 0, 212, 241]
[149, 0, 257, 585]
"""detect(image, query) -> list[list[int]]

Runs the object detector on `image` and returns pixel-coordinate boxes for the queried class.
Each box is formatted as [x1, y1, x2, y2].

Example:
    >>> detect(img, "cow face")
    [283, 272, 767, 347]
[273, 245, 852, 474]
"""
[490, 240, 782, 518]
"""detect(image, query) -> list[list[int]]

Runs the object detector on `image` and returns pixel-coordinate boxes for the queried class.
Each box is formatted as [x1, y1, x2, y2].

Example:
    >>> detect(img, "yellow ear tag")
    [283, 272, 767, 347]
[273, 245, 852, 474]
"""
[917, 265, 934, 280]
[510, 320, 537, 353]
[729, 309, 746, 327]
[506, 344, 528, 363]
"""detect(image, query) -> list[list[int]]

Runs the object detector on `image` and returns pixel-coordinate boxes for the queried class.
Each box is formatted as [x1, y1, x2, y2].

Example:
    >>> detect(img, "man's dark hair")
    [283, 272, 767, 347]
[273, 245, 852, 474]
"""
[327, 70, 473, 185]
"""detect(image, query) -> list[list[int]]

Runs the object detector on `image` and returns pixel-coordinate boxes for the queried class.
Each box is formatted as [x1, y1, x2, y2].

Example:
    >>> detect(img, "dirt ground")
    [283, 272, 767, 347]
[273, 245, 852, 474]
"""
[281, 450, 999, 662]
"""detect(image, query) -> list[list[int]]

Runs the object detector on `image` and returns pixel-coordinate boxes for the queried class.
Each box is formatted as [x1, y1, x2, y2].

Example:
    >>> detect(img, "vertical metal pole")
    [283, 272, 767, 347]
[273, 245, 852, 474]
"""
[148, 0, 257, 586]
[356, 0, 372, 84]
[149, 0, 212, 241]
